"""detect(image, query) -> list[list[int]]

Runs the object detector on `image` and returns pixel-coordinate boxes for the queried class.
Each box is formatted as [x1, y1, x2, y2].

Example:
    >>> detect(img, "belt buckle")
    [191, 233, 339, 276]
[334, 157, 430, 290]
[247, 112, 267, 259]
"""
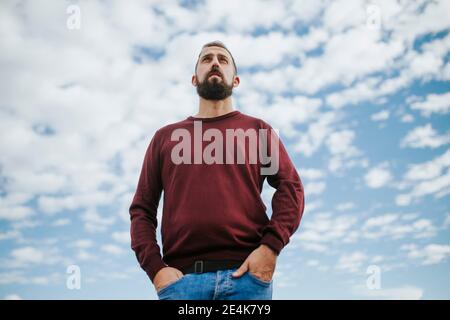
[194, 260, 204, 273]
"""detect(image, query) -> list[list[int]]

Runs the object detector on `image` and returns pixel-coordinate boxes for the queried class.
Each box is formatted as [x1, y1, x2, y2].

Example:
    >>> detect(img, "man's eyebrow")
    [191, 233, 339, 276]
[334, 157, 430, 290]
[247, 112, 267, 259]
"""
[200, 53, 229, 60]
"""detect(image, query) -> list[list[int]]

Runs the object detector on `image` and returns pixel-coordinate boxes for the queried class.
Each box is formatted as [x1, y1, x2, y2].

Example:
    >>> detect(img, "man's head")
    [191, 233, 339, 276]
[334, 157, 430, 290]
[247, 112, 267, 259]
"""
[192, 41, 240, 100]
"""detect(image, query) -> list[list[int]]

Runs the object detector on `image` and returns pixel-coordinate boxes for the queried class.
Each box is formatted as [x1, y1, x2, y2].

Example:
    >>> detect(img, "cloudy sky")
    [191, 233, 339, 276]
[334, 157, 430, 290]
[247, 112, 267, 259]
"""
[1, 0, 449, 300]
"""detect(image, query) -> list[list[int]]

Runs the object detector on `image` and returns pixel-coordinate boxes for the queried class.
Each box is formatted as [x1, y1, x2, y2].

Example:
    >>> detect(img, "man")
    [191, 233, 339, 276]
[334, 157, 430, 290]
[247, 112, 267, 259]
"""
[129, 41, 305, 300]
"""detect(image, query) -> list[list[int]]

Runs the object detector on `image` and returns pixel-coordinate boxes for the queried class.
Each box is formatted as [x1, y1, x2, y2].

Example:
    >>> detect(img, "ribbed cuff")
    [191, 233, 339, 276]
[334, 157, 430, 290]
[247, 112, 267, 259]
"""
[145, 258, 168, 283]
[260, 232, 284, 256]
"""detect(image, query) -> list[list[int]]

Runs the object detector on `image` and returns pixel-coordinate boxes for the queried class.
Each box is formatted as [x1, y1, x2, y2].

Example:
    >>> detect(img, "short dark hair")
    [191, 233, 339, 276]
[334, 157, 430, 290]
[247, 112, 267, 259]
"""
[195, 41, 238, 75]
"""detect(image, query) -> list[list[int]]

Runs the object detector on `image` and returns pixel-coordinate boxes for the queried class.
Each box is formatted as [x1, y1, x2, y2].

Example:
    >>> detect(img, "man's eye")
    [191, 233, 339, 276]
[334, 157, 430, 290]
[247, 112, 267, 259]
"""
[221, 58, 228, 63]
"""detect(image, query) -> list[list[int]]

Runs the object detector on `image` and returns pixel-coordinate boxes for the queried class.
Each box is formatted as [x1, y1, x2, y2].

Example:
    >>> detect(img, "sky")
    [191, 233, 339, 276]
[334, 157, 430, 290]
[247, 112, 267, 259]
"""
[0, 0, 449, 300]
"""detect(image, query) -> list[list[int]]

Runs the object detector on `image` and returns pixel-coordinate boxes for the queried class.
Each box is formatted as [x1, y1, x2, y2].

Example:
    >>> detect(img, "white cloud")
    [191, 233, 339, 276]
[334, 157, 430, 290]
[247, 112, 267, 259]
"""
[292, 26, 404, 94]
[396, 149, 450, 206]
[362, 214, 437, 240]
[76, 250, 97, 262]
[443, 214, 450, 229]
[401, 124, 450, 149]
[101, 244, 124, 256]
[294, 112, 337, 157]
[322, 0, 365, 33]
[401, 114, 414, 123]
[299, 168, 325, 180]
[0, 230, 21, 241]
[82, 209, 115, 233]
[336, 202, 355, 211]
[115, 192, 136, 223]
[371, 110, 390, 122]
[355, 285, 423, 300]
[5, 245, 64, 269]
[322, 2, 450, 110]
[364, 214, 398, 228]
[325, 129, 367, 173]
[0, 205, 34, 221]
[326, 130, 356, 155]
[299, 242, 328, 253]
[336, 251, 367, 273]
[441, 61, 450, 80]
[0, 271, 61, 286]
[306, 259, 319, 267]
[10, 219, 40, 230]
[239, 94, 322, 138]
[364, 163, 392, 188]
[51, 218, 71, 227]
[371, 255, 384, 263]
[4, 294, 23, 300]
[293, 212, 358, 248]
[10, 246, 44, 265]
[294, 211, 437, 254]
[409, 92, 450, 116]
[402, 243, 450, 265]
[408, 51, 443, 79]
[112, 231, 130, 244]
[304, 181, 326, 196]
[325, 77, 382, 109]
[403, 149, 450, 181]
[71, 239, 93, 249]
[0, 192, 35, 221]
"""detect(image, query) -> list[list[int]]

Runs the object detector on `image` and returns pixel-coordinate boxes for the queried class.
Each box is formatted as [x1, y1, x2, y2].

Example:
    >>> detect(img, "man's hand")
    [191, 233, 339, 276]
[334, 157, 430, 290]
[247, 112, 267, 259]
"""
[153, 266, 184, 292]
[232, 244, 277, 282]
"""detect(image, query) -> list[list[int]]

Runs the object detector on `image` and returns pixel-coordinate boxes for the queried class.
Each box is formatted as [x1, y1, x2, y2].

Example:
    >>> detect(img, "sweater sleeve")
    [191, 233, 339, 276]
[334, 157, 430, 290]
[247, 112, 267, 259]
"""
[259, 126, 305, 255]
[129, 130, 167, 282]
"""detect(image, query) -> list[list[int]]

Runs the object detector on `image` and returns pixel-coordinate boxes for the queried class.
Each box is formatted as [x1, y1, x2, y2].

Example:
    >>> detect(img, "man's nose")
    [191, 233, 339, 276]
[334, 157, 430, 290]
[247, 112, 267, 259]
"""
[211, 56, 220, 67]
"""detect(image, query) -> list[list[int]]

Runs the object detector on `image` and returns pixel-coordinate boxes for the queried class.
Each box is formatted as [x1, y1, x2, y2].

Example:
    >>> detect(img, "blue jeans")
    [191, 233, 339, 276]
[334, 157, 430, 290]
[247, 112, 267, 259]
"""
[156, 267, 273, 300]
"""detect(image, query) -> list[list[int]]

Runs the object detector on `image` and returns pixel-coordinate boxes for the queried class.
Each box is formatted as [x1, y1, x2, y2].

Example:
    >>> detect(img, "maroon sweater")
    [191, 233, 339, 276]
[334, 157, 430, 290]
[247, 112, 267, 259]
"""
[129, 110, 305, 281]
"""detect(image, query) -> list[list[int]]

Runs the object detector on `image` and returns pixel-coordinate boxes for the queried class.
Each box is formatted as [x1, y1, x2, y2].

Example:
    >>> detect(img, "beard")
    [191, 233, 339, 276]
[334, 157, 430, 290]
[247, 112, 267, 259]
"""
[196, 73, 234, 100]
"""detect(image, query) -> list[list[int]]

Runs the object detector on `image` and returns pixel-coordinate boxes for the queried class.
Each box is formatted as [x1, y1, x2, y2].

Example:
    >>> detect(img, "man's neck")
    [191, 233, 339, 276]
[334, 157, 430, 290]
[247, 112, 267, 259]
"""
[194, 97, 235, 118]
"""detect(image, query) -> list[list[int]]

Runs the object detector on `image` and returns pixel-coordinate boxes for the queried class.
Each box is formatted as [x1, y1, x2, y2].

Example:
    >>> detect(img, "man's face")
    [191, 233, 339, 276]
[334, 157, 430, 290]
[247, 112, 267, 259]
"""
[193, 46, 239, 100]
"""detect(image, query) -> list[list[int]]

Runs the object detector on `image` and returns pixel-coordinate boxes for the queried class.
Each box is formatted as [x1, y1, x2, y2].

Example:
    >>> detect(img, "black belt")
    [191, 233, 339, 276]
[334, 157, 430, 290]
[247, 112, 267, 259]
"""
[182, 260, 244, 274]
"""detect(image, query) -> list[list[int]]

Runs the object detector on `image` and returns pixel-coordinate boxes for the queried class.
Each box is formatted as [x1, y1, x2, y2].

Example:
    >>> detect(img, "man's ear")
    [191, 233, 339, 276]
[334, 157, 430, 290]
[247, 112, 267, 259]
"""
[233, 75, 240, 88]
[192, 75, 197, 86]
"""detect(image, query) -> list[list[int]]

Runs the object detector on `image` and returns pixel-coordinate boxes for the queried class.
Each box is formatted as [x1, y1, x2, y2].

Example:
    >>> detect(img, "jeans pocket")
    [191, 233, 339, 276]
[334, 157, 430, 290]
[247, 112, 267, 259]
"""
[247, 271, 272, 286]
[156, 276, 185, 295]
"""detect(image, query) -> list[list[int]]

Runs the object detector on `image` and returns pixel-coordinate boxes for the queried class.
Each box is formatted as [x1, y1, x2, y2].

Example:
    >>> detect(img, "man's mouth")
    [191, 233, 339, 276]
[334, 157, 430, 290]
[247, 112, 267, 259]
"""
[209, 72, 222, 78]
